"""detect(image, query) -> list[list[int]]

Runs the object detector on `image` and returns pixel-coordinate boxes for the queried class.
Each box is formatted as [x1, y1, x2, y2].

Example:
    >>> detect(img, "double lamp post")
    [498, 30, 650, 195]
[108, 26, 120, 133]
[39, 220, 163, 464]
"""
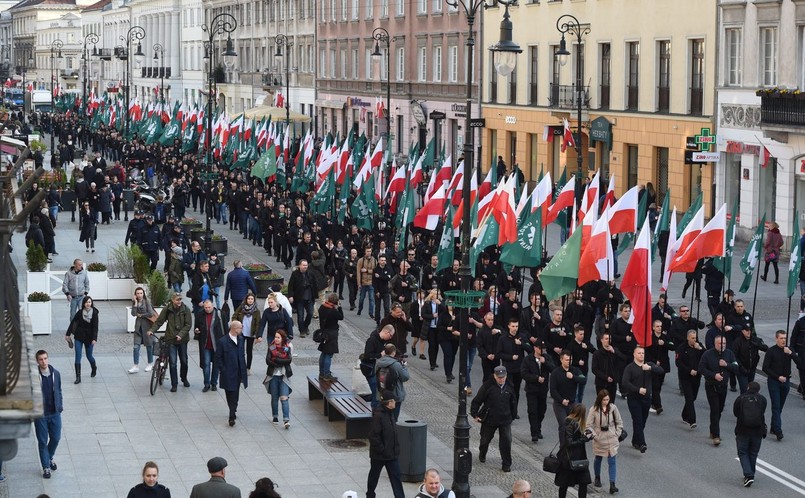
[274, 34, 292, 125]
[118, 26, 146, 137]
[49, 39, 63, 158]
[371, 27, 391, 161]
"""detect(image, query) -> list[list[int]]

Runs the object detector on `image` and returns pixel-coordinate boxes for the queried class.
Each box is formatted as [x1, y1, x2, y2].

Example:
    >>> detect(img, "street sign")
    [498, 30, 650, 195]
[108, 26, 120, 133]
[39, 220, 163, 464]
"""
[469, 118, 486, 128]
[430, 110, 446, 120]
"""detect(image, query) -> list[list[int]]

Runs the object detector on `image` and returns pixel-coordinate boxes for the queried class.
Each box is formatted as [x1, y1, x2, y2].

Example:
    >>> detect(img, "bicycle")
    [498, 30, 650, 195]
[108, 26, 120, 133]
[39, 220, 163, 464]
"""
[149, 336, 170, 396]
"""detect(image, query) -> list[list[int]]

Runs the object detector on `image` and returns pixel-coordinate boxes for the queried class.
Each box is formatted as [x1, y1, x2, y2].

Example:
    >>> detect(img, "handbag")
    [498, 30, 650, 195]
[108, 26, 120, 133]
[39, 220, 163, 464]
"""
[146, 311, 158, 324]
[542, 442, 561, 474]
[569, 459, 589, 471]
[312, 328, 327, 343]
[615, 409, 628, 442]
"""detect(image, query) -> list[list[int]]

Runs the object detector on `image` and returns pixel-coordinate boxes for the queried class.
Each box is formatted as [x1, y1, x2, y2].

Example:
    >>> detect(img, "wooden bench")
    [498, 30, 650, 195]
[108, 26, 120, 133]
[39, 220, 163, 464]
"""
[326, 395, 373, 439]
[307, 374, 353, 415]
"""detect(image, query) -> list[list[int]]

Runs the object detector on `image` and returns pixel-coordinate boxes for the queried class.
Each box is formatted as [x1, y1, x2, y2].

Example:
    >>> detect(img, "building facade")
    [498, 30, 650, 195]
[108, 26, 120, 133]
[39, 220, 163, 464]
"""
[481, 0, 717, 214]
[316, 0, 480, 164]
[716, 0, 805, 242]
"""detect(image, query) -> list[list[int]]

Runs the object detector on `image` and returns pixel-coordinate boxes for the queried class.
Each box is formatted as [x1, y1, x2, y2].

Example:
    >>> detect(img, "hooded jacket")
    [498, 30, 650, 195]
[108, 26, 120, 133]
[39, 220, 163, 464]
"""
[374, 355, 410, 403]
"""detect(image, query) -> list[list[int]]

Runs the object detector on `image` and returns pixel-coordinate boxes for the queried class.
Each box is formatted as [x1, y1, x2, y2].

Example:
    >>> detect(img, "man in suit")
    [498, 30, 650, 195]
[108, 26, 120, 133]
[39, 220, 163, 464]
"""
[189, 457, 241, 498]
[215, 320, 248, 426]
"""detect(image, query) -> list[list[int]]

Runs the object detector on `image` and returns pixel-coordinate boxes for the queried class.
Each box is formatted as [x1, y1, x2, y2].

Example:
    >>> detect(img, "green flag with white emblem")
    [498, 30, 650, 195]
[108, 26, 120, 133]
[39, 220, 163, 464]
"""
[787, 215, 801, 298]
[436, 204, 455, 273]
[739, 215, 766, 293]
[500, 206, 543, 268]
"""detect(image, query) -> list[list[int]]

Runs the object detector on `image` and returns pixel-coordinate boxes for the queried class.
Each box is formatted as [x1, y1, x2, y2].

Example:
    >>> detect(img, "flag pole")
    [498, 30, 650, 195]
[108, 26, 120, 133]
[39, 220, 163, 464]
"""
[751, 253, 761, 319]
[785, 296, 792, 347]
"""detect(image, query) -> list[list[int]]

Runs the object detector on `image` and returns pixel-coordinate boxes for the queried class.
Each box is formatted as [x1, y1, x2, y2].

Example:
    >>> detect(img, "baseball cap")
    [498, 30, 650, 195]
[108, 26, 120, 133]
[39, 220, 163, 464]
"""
[207, 456, 228, 473]
[494, 366, 508, 378]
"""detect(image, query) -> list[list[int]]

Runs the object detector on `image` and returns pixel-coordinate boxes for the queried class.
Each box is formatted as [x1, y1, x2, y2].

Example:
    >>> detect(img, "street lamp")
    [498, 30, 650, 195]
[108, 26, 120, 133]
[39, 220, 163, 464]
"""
[118, 25, 146, 137]
[20, 43, 34, 103]
[49, 39, 63, 159]
[371, 27, 391, 162]
[81, 33, 99, 130]
[152, 43, 165, 102]
[443, 1, 520, 497]
[202, 12, 237, 255]
[274, 34, 292, 125]
[555, 14, 590, 185]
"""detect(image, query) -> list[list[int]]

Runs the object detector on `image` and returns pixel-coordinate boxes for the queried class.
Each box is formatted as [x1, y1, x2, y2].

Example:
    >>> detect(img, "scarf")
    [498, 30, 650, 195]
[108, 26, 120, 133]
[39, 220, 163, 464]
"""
[82, 307, 94, 323]
[241, 302, 257, 315]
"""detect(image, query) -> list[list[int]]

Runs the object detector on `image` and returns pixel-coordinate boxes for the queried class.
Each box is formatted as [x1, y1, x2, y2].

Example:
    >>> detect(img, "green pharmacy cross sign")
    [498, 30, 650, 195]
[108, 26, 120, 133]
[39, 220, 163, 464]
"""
[695, 128, 715, 152]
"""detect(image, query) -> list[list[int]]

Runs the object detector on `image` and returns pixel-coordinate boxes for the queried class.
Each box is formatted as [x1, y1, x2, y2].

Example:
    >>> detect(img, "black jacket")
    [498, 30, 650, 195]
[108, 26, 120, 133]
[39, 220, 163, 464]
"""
[67, 305, 99, 343]
[287, 269, 319, 303]
[369, 406, 400, 461]
[126, 482, 171, 498]
[762, 345, 802, 380]
[675, 341, 705, 378]
[317, 303, 344, 355]
[372, 264, 393, 295]
[733, 391, 768, 438]
[732, 333, 768, 375]
[591, 347, 622, 385]
[194, 308, 225, 358]
[549, 366, 584, 404]
[699, 348, 739, 387]
[669, 316, 705, 344]
[522, 354, 555, 394]
[567, 339, 597, 374]
[645, 331, 674, 373]
[496, 332, 528, 374]
[470, 378, 517, 427]
[621, 361, 664, 397]
[476, 325, 501, 362]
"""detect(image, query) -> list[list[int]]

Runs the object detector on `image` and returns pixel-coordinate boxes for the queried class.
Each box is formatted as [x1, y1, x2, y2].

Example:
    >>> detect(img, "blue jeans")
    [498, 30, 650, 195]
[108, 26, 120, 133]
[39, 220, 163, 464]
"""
[201, 348, 219, 387]
[295, 299, 314, 333]
[249, 218, 261, 244]
[736, 369, 756, 395]
[366, 457, 405, 498]
[239, 212, 250, 234]
[627, 395, 650, 446]
[466, 346, 477, 388]
[217, 203, 227, 224]
[74, 339, 95, 365]
[49, 205, 59, 223]
[168, 343, 189, 387]
[440, 339, 457, 378]
[594, 455, 617, 483]
[736, 433, 762, 479]
[268, 375, 290, 420]
[34, 413, 61, 468]
[767, 377, 790, 434]
[319, 352, 333, 377]
[576, 376, 588, 404]
[367, 372, 379, 409]
[358, 285, 375, 316]
[68, 297, 82, 322]
[133, 343, 154, 365]
[212, 287, 221, 308]
[172, 282, 182, 293]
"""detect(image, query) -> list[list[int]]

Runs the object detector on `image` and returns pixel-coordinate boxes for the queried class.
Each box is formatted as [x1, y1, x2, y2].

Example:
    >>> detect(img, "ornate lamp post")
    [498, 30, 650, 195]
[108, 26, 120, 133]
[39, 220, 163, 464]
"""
[20, 43, 34, 105]
[81, 33, 99, 129]
[118, 25, 146, 137]
[555, 14, 590, 184]
[371, 27, 391, 160]
[442, 1, 520, 497]
[202, 12, 237, 255]
[49, 39, 63, 157]
[152, 43, 165, 102]
[274, 34, 292, 125]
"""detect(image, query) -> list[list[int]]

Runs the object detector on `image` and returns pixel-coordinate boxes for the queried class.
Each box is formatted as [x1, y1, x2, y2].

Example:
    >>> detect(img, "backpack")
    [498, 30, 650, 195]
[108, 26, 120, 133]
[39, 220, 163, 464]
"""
[740, 394, 764, 428]
[377, 363, 397, 391]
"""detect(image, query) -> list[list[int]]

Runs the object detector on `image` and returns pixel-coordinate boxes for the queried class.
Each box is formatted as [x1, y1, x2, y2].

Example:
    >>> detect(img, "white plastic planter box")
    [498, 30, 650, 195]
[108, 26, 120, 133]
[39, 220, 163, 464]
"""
[87, 271, 109, 300]
[125, 306, 166, 333]
[107, 278, 136, 300]
[27, 299, 52, 335]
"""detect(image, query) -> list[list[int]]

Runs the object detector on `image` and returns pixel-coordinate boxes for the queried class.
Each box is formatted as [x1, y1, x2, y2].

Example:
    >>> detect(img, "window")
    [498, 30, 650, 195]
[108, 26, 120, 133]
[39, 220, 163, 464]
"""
[433, 0, 442, 13]
[760, 27, 777, 87]
[725, 28, 742, 86]
[341, 50, 347, 78]
[529, 46, 538, 105]
[433, 46, 442, 82]
[331, 0, 336, 21]
[690, 39, 704, 115]
[550, 45, 560, 106]
[509, 67, 517, 104]
[341, 0, 347, 20]
[418, 0, 427, 14]
[320, 49, 326, 78]
[449, 46, 458, 82]
[657, 40, 670, 113]
[490, 53, 498, 103]
[330, 48, 336, 78]
[380, 0, 388, 17]
[352, 0, 359, 20]
[366, 0, 373, 18]
[396, 0, 404, 16]
[365, 48, 374, 79]
[352, 48, 358, 78]
[396, 47, 405, 80]
[381, 48, 388, 80]
[627, 41, 640, 110]
[600, 43, 610, 109]
[418, 47, 426, 81]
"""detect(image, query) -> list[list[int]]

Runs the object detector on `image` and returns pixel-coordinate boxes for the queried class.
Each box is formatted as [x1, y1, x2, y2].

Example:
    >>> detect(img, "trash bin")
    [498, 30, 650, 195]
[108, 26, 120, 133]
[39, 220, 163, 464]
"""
[397, 419, 427, 482]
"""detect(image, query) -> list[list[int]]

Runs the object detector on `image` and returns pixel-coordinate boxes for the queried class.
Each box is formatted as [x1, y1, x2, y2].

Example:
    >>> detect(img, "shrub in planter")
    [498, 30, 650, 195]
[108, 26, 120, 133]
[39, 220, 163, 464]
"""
[180, 217, 200, 225]
[87, 262, 107, 272]
[27, 291, 51, 302]
[26, 241, 48, 272]
[244, 263, 271, 272]
[146, 270, 171, 308]
[254, 272, 284, 298]
[131, 245, 151, 283]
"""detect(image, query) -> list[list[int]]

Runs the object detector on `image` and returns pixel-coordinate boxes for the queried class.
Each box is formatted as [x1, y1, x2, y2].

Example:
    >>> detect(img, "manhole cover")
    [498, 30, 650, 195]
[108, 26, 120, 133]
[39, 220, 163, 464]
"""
[322, 439, 368, 450]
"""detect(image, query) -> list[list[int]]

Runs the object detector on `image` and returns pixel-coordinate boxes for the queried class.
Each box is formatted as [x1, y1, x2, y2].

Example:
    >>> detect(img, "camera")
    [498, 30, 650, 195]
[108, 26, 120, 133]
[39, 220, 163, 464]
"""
[600, 426, 609, 432]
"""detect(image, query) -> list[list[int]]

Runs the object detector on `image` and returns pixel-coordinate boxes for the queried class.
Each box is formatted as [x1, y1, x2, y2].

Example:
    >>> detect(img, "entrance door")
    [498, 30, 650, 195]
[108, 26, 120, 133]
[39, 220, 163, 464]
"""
[655, 147, 669, 204]
[627, 145, 639, 188]
[508, 131, 517, 172]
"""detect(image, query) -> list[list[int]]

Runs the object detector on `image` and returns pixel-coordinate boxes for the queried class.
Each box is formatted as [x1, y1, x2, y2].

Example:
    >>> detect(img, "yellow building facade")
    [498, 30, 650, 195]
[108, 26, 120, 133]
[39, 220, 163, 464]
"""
[480, 0, 717, 213]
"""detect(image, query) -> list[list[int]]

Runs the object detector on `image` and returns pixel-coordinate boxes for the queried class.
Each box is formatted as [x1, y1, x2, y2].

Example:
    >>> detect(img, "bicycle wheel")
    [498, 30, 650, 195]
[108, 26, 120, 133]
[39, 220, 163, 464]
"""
[149, 364, 159, 395]
[158, 358, 166, 386]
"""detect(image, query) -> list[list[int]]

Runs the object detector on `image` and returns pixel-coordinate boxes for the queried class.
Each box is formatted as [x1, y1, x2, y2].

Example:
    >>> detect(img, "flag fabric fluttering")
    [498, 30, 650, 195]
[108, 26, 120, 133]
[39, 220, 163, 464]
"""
[668, 203, 726, 273]
[739, 215, 766, 293]
[540, 227, 582, 301]
[621, 220, 653, 347]
[787, 214, 802, 299]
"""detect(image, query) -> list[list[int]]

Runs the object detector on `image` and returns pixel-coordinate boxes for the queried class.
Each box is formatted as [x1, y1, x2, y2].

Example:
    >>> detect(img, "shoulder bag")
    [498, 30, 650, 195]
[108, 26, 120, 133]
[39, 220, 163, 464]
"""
[615, 407, 628, 442]
[542, 441, 561, 474]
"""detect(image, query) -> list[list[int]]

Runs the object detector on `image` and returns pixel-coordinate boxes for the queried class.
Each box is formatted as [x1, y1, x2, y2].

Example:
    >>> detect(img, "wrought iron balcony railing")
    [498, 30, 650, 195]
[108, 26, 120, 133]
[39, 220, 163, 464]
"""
[548, 83, 590, 110]
[759, 92, 805, 128]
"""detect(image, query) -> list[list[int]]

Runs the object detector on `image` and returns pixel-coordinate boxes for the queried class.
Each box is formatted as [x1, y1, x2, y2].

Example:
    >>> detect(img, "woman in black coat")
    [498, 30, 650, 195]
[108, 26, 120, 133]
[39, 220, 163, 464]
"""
[555, 403, 593, 498]
[65, 296, 99, 384]
[78, 201, 98, 252]
[126, 461, 171, 498]
[317, 292, 344, 382]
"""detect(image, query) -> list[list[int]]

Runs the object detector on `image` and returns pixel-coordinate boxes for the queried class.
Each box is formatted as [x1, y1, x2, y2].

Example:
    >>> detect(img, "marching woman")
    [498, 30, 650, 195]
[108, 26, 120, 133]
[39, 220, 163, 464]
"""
[265, 329, 293, 429]
[129, 286, 156, 374]
[65, 295, 99, 384]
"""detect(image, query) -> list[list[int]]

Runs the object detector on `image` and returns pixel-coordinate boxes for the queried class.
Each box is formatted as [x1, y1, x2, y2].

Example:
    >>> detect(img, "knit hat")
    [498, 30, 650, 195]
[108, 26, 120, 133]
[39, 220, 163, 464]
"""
[172, 246, 183, 255]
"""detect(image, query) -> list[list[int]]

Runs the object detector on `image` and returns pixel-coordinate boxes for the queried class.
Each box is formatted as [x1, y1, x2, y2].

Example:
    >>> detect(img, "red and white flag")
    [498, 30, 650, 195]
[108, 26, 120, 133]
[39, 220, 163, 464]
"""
[761, 145, 772, 168]
[425, 155, 452, 203]
[578, 206, 614, 286]
[660, 208, 678, 292]
[493, 175, 519, 245]
[668, 203, 727, 273]
[478, 166, 495, 200]
[602, 175, 616, 210]
[274, 91, 285, 108]
[410, 154, 425, 187]
[375, 97, 385, 119]
[545, 176, 576, 225]
[561, 118, 575, 153]
[448, 160, 465, 206]
[531, 172, 553, 220]
[414, 183, 447, 231]
[621, 220, 653, 347]
[385, 161, 407, 198]
[608, 185, 640, 235]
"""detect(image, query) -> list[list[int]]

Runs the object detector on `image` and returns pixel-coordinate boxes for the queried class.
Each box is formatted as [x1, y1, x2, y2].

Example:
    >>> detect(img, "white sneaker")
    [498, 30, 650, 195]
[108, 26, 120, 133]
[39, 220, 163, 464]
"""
[144, 363, 153, 372]
[128, 365, 139, 374]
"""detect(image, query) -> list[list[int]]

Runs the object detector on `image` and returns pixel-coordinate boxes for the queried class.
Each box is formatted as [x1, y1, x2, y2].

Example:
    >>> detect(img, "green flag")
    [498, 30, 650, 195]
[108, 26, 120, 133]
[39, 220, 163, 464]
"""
[251, 151, 271, 181]
[337, 163, 353, 225]
[713, 196, 740, 280]
[158, 120, 181, 146]
[500, 207, 543, 268]
[651, 189, 672, 262]
[677, 191, 703, 238]
[310, 169, 335, 215]
[436, 204, 455, 273]
[470, 213, 500, 276]
[788, 215, 802, 298]
[739, 215, 766, 293]
[540, 226, 582, 301]
[351, 173, 375, 230]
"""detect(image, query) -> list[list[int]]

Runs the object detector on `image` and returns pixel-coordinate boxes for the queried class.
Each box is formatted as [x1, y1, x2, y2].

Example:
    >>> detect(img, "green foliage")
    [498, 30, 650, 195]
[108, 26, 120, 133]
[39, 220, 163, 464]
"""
[108, 245, 135, 278]
[26, 241, 48, 272]
[87, 262, 107, 272]
[131, 244, 151, 283]
[147, 269, 170, 308]
[27, 291, 51, 302]
[255, 273, 283, 281]
[28, 139, 47, 152]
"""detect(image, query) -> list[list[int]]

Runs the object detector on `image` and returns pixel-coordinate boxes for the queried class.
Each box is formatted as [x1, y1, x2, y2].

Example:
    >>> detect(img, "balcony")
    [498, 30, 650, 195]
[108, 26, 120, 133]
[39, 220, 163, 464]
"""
[60, 70, 79, 80]
[140, 66, 171, 79]
[548, 83, 590, 110]
[759, 90, 805, 130]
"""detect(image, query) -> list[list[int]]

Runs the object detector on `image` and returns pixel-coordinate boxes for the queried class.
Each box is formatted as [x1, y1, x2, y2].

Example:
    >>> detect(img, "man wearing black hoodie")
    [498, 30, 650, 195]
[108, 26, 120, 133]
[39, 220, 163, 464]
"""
[365, 390, 405, 498]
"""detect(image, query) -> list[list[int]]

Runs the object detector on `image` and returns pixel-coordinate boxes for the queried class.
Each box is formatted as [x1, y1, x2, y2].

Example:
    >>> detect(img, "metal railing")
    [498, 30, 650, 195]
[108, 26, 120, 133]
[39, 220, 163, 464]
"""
[760, 94, 805, 127]
[548, 83, 590, 109]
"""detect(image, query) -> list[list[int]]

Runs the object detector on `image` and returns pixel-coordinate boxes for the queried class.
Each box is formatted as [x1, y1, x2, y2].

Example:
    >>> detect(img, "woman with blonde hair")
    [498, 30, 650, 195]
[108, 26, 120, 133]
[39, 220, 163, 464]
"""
[586, 389, 623, 494]
[128, 286, 156, 374]
[555, 403, 593, 498]
[420, 289, 444, 366]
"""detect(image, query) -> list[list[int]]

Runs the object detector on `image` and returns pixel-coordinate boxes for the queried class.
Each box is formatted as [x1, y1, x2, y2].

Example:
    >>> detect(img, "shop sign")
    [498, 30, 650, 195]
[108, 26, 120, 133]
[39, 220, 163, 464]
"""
[694, 128, 716, 152]
[725, 140, 761, 156]
[692, 152, 720, 163]
[346, 97, 370, 108]
[590, 116, 612, 149]
[505, 116, 516, 124]
[451, 103, 467, 118]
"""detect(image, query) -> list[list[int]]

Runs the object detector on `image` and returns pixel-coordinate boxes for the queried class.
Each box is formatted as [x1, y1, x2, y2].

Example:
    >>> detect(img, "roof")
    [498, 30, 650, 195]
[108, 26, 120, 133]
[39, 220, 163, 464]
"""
[10, 0, 75, 10]
[81, 0, 109, 12]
